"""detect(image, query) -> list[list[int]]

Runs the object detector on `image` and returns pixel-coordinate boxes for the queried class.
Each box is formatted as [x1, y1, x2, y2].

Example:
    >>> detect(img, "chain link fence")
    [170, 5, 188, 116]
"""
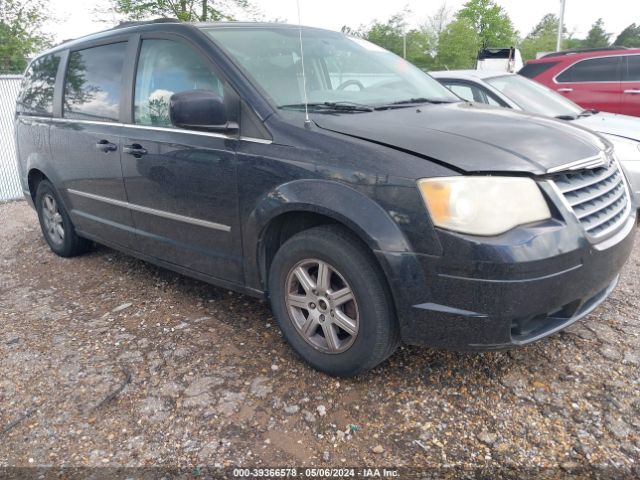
[0, 70, 23, 201]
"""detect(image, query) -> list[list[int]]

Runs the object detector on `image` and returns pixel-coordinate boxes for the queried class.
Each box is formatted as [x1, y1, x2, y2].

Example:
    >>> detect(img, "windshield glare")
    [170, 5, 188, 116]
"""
[203, 26, 459, 108]
[485, 74, 583, 118]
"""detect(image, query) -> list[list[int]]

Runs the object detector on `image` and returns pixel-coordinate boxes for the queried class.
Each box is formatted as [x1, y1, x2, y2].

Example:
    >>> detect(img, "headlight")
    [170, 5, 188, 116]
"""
[602, 134, 640, 161]
[418, 176, 551, 236]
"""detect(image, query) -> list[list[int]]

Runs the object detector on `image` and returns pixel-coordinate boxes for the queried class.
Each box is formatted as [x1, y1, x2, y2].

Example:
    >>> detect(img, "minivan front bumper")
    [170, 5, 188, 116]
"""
[376, 212, 636, 350]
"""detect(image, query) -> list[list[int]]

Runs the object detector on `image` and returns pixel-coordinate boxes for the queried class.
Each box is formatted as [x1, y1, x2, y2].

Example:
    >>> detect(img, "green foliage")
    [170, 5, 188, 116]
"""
[614, 23, 640, 47]
[518, 13, 581, 60]
[359, 10, 436, 69]
[434, 17, 479, 69]
[0, 0, 52, 72]
[456, 0, 516, 48]
[112, 0, 256, 22]
[363, 12, 408, 56]
[519, 14, 559, 60]
[583, 18, 611, 48]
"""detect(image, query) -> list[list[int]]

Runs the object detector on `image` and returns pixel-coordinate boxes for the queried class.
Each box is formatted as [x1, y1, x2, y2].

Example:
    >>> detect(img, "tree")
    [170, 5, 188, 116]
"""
[420, 2, 453, 56]
[358, 10, 436, 69]
[519, 14, 559, 60]
[583, 18, 611, 48]
[614, 23, 640, 47]
[363, 12, 408, 56]
[111, 0, 258, 22]
[456, 0, 516, 48]
[434, 17, 479, 69]
[517, 13, 580, 60]
[0, 0, 52, 72]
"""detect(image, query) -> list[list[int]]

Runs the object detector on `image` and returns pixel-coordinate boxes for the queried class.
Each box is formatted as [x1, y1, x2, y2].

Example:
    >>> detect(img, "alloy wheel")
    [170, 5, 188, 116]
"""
[42, 193, 65, 245]
[284, 258, 359, 354]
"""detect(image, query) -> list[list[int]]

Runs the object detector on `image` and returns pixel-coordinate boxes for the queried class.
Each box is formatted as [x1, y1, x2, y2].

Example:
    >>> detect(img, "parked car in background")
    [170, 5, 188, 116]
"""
[476, 47, 523, 73]
[15, 21, 636, 376]
[431, 70, 640, 204]
[520, 47, 640, 117]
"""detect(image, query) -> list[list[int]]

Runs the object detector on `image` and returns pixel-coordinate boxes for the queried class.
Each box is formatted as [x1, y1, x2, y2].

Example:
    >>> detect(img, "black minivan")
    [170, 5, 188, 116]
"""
[15, 20, 636, 376]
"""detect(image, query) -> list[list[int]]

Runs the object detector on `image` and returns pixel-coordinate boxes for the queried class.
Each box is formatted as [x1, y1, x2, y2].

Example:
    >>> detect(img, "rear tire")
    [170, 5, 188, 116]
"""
[268, 225, 399, 377]
[35, 180, 91, 257]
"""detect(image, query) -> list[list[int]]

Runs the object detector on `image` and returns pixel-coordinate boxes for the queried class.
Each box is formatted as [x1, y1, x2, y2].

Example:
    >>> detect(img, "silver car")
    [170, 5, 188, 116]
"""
[431, 70, 640, 203]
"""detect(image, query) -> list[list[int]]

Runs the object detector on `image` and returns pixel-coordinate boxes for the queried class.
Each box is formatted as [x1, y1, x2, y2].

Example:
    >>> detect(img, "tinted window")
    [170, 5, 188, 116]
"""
[519, 61, 560, 79]
[18, 54, 60, 116]
[134, 39, 223, 127]
[64, 42, 127, 122]
[625, 55, 640, 81]
[556, 56, 620, 83]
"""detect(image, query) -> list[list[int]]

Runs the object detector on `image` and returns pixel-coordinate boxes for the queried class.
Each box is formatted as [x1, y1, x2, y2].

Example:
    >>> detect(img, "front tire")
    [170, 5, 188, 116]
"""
[35, 180, 91, 257]
[268, 225, 399, 376]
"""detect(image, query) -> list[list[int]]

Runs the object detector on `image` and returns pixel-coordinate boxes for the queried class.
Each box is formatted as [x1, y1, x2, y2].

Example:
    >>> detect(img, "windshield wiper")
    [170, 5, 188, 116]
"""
[578, 108, 599, 117]
[556, 114, 578, 120]
[375, 97, 456, 110]
[279, 102, 374, 113]
[557, 108, 600, 121]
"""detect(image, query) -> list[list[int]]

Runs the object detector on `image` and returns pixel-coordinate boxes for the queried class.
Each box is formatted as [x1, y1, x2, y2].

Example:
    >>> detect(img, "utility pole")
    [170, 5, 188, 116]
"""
[556, 0, 566, 51]
[403, 33, 407, 59]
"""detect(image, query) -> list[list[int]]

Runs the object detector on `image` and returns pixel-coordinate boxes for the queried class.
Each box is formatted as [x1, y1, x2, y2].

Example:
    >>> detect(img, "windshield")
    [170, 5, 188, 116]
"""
[485, 74, 583, 118]
[202, 26, 459, 109]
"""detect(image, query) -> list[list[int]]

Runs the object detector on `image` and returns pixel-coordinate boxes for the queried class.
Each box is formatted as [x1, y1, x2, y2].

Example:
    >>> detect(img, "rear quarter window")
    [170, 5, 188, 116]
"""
[63, 42, 127, 122]
[556, 56, 621, 83]
[17, 54, 61, 116]
[518, 61, 560, 79]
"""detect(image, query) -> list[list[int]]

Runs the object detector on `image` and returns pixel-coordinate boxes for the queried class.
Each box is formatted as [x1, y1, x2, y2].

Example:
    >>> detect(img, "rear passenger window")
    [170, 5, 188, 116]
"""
[134, 39, 223, 127]
[556, 57, 620, 83]
[18, 54, 61, 116]
[64, 42, 127, 122]
[624, 55, 640, 81]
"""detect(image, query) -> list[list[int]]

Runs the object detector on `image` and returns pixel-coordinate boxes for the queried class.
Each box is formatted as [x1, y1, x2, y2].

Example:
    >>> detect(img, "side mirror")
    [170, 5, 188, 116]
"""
[169, 90, 237, 133]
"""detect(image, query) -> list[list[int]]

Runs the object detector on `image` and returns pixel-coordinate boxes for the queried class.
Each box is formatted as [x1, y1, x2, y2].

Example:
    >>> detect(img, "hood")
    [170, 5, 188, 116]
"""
[573, 112, 640, 142]
[312, 102, 606, 175]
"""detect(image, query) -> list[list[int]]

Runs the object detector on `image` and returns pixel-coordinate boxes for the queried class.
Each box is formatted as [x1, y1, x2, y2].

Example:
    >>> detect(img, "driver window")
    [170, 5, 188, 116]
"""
[134, 39, 223, 127]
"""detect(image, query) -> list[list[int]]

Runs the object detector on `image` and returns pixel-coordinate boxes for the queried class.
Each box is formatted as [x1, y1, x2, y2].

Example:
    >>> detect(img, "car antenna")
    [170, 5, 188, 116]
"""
[296, 0, 312, 128]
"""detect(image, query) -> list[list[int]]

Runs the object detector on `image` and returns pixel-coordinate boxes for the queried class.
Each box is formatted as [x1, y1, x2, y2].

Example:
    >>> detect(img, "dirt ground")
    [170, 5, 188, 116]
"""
[1, 200, 639, 477]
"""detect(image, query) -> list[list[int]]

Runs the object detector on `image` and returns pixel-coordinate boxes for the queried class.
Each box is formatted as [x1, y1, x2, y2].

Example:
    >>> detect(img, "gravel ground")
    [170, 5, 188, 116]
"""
[1, 200, 639, 477]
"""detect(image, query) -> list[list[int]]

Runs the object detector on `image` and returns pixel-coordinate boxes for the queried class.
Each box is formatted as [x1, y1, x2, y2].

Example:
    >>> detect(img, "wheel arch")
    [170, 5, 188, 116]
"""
[27, 168, 49, 203]
[244, 179, 414, 293]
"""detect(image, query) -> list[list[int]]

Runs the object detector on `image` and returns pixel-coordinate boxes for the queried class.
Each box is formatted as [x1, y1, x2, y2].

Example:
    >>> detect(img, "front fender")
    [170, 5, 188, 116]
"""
[243, 179, 415, 291]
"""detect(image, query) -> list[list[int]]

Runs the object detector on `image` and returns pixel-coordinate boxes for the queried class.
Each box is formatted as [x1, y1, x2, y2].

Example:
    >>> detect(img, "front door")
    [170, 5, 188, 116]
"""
[120, 37, 243, 284]
[49, 41, 134, 248]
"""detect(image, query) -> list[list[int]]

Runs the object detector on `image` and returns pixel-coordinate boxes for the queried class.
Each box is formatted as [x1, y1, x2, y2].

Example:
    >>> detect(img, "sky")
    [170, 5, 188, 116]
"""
[45, 0, 640, 43]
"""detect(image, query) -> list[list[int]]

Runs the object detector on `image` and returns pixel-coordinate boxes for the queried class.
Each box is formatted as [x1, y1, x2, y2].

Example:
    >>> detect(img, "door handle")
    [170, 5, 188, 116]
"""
[123, 144, 148, 156]
[95, 140, 117, 152]
[557, 88, 573, 93]
[623, 89, 640, 94]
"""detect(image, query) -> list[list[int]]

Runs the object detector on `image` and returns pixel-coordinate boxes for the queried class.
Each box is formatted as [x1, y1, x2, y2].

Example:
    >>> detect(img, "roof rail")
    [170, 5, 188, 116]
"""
[110, 17, 181, 30]
[541, 46, 629, 58]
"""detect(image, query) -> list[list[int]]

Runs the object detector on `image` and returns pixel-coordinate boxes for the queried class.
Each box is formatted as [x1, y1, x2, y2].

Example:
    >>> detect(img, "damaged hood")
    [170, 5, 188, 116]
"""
[312, 102, 607, 175]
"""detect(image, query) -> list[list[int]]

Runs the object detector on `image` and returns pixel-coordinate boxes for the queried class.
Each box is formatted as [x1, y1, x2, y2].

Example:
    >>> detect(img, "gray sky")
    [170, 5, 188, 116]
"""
[45, 0, 640, 43]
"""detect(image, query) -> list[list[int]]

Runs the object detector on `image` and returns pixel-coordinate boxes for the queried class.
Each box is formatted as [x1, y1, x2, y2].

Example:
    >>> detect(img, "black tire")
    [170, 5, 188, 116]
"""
[268, 225, 399, 377]
[35, 180, 91, 257]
